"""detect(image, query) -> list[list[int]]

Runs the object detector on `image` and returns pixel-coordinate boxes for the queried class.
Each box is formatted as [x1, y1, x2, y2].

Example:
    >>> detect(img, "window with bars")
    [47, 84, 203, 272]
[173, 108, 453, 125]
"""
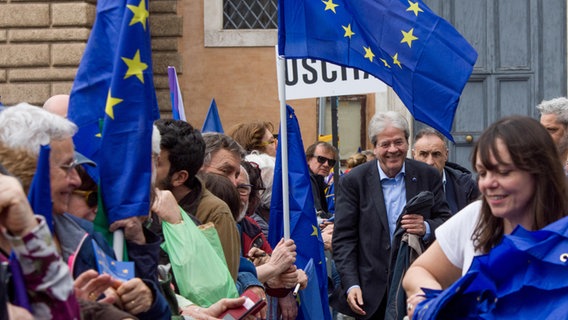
[223, 0, 277, 30]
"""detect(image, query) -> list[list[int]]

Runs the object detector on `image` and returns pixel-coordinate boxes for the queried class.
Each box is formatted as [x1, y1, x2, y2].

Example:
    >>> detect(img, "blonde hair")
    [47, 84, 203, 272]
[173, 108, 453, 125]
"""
[0, 141, 38, 193]
[346, 152, 367, 169]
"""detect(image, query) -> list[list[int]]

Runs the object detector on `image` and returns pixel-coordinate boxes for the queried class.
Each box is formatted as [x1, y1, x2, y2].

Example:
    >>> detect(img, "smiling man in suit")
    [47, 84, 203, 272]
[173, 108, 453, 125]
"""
[331, 111, 451, 319]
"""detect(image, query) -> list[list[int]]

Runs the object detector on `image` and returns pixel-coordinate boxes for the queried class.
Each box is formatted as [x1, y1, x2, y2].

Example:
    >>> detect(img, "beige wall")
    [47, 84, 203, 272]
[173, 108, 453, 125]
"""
[179, 0, 320, 143]
[0, 1, 95, 105]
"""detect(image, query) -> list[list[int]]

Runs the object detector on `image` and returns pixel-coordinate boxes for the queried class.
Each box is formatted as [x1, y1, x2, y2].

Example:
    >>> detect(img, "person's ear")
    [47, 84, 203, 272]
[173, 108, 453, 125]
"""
[171, 170, 189, 187]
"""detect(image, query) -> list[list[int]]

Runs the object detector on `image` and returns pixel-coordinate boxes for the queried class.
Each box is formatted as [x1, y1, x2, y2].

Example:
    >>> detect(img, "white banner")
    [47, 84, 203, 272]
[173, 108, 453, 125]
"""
[276, 46, 387, 100]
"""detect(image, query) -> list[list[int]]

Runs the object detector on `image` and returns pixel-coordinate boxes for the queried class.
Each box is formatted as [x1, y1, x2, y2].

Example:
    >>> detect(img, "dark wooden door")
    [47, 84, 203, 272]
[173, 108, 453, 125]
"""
[417, 0, 567, 170]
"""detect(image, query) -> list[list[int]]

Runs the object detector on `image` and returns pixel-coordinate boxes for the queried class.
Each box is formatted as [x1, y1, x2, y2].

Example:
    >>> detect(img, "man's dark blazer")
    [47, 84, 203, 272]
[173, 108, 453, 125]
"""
[444, 162, 480, 214]
[331, 159, 451, 319]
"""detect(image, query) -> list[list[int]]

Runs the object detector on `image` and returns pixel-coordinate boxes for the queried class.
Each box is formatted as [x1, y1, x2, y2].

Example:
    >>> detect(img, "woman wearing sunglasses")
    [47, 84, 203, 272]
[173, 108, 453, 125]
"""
[68, 165, 98, 221]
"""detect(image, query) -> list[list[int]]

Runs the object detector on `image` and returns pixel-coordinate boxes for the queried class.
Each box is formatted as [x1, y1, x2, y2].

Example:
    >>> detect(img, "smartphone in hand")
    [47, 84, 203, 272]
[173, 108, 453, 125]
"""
[220, 288, 266, 320]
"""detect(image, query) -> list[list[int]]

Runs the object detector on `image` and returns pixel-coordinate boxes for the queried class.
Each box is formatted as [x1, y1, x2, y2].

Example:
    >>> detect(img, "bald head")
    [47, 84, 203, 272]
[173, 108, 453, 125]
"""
[43, 94, 70, 117]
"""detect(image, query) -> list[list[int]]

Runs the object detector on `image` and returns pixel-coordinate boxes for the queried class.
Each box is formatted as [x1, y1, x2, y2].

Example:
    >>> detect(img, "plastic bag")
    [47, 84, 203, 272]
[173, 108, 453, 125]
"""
[161, 209, 239, 307]
[197, 222, 227, 266]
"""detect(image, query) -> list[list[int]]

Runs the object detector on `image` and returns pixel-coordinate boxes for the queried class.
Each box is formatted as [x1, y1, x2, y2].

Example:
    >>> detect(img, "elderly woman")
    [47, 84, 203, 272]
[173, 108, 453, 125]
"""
[403, 116, 568, 318]
[0, 104, 170, 319]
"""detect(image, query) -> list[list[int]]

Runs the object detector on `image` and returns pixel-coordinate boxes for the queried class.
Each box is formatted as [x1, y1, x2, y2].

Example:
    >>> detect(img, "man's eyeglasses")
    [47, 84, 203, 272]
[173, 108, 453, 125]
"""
[316, 155, 336, 167]
[72, 190, 98, 208]
[237, 183, 254, 196]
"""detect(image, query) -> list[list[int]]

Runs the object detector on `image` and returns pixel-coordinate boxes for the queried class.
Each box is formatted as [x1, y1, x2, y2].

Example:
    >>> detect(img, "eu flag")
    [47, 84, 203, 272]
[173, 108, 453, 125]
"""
[202, 98, 224, 133]
[268, 105, 331, 320]
[414, 215, 568, 319]
[278, 0, 477, 139]
[68, 0, 159, 224]
[27, 145, 53, 233]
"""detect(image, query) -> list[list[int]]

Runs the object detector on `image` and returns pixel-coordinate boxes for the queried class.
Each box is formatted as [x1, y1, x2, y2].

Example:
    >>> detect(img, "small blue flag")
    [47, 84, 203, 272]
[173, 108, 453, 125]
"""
[92, 239, 134, 282]
[27, 145, 53, 233]
[268, 105, 331, 320]
[278, 0, 477, 140]
[202, 98, 224, 133]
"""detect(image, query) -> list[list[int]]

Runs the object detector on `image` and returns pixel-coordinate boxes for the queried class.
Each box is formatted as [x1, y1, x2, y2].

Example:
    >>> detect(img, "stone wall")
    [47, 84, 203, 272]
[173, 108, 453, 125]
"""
[0, 0, 182, 112]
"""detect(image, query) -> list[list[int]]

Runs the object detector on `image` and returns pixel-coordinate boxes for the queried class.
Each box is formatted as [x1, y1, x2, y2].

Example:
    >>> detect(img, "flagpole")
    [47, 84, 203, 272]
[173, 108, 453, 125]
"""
[277, 55, 290, 239]
[113, 230, 124, 261]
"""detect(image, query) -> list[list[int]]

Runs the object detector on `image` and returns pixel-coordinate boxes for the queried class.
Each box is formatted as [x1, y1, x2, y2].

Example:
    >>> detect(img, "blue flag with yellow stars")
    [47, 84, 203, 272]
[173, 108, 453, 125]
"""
[278, 0, 477, 140]
[68, 0, 159, 225]
[92, 240, 134, 282]
[268, 105, 331, 320]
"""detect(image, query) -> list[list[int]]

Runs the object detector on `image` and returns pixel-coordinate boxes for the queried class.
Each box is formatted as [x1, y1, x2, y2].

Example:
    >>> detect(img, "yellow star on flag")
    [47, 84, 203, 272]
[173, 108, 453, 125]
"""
[122, 50, 148, 83]
[105, 90, 123, 119]
[401, 28, 418, 48]
[322, 0, 339, 13]
[392, 53, 402, 69]
[311, 225, 318, 237]
[342, 24, 355, 38]
[127, 0, 149, 30]
[406, 1, 424, 16]
[380, 58, 391, 68]
[363, 46, 375, 62]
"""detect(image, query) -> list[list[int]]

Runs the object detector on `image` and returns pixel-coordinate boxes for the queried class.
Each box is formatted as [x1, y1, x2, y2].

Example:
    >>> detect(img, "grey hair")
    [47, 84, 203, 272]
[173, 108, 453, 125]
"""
[0, 102, 77, 155]
[536, 97, 568, 126]
[413, 127, 448, 150]
[152, 124, 161, 155]
[368, 111, 409, 146]
[202, 132, 246, 165]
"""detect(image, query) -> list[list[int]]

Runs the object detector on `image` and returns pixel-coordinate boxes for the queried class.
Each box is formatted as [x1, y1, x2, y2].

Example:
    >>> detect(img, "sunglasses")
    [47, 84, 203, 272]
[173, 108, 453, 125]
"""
[257, 138, 277, 147]
[316, 155, 336, 167]
[73, 190, 98, 208]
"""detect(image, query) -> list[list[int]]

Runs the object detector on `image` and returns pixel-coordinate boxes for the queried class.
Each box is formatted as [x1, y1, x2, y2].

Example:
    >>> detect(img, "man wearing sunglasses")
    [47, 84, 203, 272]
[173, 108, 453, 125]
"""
[305, 141, 338, 220]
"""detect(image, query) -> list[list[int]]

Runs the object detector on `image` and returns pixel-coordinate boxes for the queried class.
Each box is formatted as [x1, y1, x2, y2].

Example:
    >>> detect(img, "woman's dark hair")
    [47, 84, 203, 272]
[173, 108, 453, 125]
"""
[201, 172, 240, 221]
[76, 165, 97, 192]
[241, 160, 265, 215]
[472, 115, 568, 253]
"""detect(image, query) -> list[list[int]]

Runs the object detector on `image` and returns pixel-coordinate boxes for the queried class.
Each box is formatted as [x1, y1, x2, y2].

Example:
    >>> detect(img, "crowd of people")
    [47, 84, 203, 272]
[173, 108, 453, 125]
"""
[1, 93, 568, 320]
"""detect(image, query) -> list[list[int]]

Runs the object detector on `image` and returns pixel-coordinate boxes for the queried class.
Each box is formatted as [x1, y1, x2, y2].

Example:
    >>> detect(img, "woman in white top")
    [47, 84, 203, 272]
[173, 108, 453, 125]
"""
[402, 115, 568, 318]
